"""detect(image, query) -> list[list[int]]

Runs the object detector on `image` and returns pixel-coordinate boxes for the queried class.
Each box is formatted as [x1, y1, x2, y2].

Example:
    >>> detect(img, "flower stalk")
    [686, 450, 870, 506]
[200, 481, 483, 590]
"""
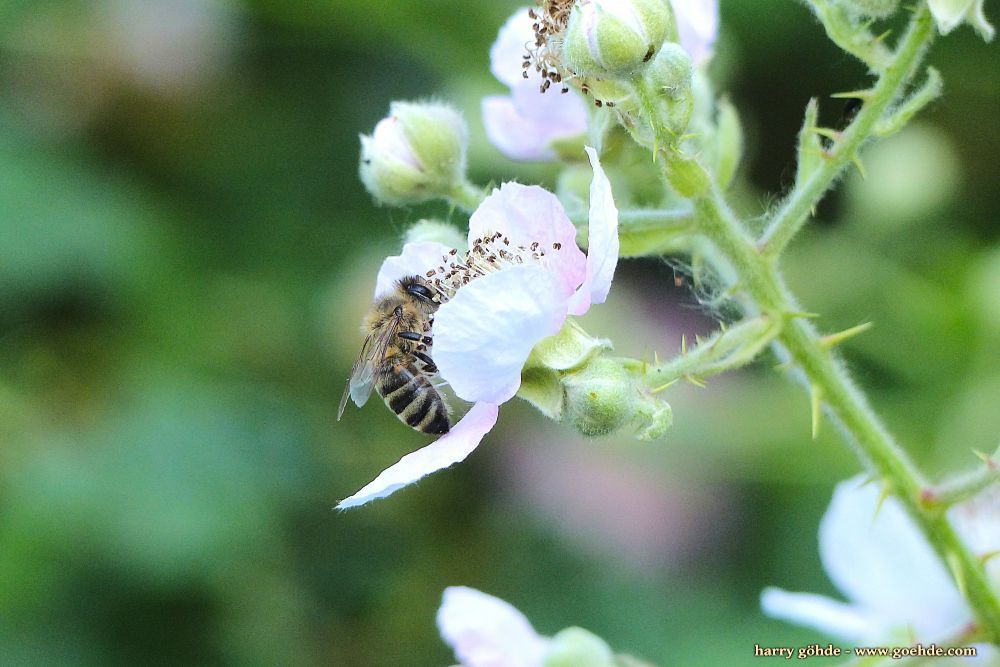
[685, 155, 1000, 646]
[627, 1, 1000, 641]
[758, 5, 935, 259]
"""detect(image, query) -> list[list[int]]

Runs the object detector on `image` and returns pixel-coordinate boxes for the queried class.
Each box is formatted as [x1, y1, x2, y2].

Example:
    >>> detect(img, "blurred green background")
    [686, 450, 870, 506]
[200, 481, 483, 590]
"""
[1, 1, 998, 664]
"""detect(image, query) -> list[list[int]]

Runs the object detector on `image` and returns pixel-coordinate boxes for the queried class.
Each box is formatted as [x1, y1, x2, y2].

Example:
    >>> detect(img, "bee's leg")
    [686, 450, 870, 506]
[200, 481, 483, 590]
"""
[413, 350, 437, 373]
[398, 331, 433, 345]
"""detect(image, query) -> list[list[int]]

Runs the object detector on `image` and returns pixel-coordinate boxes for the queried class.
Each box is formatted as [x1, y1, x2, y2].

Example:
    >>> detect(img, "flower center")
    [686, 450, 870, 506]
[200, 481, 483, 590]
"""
[523, 1, 616, 108]
[524, 1, 575, 94]
[421, 232, 564, 303]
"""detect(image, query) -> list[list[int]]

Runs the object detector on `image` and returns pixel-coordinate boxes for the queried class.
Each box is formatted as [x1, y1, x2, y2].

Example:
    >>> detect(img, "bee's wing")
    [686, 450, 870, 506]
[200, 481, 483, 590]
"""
[337, 314, 401, 420]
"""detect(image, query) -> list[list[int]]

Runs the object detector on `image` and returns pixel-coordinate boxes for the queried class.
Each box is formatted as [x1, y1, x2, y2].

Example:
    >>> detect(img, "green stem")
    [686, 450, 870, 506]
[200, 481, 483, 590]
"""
[447, 179, 486, 213]
[922, 445, 1000, 510]
[617, 207, 694, 230]
[759, 5, 934, 258]
[637, 3, 1000, 640]
[694, 183, 1000, 643]
[634, 315, 780, 386]
[804, 0, 894, 71]
[573, 207, 696, 256]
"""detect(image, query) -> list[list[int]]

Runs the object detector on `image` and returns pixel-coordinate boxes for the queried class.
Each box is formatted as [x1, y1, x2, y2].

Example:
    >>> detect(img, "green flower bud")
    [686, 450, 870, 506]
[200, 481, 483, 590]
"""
[359, 101, 468, 206]
[544, 627, 615, 667]
[562, 0, 673, 79]
[563, 356, 673, 440]
[836, 0, 899, 18]
[646, 42, 692, 98]
[402, 219, 466, 249]
[563, 358, 636, 437]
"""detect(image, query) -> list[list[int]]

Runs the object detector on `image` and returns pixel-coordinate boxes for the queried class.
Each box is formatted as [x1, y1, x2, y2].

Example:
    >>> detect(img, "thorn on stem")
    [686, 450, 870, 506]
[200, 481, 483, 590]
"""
[820, 322, 873, 349]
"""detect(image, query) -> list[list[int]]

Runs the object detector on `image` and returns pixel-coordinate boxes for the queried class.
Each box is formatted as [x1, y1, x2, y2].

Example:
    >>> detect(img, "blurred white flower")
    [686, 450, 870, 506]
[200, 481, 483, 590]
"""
[482, 8, 589, 162]
[437, 587, 549, 667]
[102, 0, 238, 95]
[337, 147, 619, 508]
[927, 0, 994, 41]
[761, 476, 999, 661]
[672, 0, 719, 66]
[437, 587, 623, 667]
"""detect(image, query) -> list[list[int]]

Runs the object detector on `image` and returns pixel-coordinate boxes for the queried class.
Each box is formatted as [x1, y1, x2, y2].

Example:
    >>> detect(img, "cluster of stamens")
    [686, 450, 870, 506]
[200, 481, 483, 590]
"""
[523, 1, 616, 108]
[524, 1, 573, 94]
[421, 232, 563, 303]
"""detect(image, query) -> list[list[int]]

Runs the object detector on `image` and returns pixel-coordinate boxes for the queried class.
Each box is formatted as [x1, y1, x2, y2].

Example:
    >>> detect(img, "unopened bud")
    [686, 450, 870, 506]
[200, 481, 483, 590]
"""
[402, 219, 466, 249]
[564, 358, 636, 437]
[562, 0, 673, 79]
[543, 627, 615, 667]
[359, 101, 468, 206]
[646, 42, 692, 98]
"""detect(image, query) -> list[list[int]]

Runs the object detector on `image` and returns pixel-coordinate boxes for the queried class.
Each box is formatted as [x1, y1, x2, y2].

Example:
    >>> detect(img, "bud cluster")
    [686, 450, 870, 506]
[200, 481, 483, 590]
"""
[359, 101, 469, 206]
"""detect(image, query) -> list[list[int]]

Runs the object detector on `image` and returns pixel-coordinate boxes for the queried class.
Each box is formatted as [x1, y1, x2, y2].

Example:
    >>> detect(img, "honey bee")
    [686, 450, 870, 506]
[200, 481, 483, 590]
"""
[337, 276, 451, 435]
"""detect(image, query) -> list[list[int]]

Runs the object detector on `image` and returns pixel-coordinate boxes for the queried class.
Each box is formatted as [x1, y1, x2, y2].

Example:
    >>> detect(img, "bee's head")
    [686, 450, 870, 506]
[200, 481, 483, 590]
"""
[398, 276, 437, 307]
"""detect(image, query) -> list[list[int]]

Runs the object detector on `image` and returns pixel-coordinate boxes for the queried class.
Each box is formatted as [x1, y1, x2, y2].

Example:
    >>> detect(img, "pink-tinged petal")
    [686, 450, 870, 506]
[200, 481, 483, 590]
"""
[375, 241, 454, 299]
[434, 265, 568, 404]
[482, 94, 587, 163]
[438, 586, 548, 667]
[372, 114, 420, 169]
[760, 588, 885, 643]
[485, 9, 588, 163]
[508, 78, 589, 126]
[336, 403, 500, 509]
[569, 147, 619, 316]
[490, 8, 536, 88]
[482, 96, 559, 163]
[674, 0, 719, 66]
[819, 476, 970, 638]
[468, 183, 586, 299]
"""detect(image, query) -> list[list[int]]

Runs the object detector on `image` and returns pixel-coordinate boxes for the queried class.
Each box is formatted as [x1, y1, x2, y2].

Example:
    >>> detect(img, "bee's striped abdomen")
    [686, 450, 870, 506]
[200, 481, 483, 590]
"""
[377, 362, 450, 435]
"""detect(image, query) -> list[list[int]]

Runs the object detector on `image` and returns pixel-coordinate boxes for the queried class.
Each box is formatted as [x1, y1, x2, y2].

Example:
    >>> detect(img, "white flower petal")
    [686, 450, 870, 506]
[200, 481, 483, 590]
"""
[438, 586, 548, 667]
[950, 486, 1000, 583]
[760, 588, 884, 642]
[490, 8, 535, 88]
[482, 93, 587, 163]
[569, 147, 619, 316]
[468, 183, 586, 300]
[434, 265, 568, 404]
[674, 0, 719, 66]
[818, 476, 970, 638]
[485, 8, 587, 162]
[482, 96, 560, 162]
[928, 0, 976, 34]
[336, 403, 499, 509]
[375, 241, 454, 299]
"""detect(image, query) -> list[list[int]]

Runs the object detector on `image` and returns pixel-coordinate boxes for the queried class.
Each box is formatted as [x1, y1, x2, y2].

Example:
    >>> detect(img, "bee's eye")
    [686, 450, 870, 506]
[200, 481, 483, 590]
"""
[405, 282, 435, 302]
